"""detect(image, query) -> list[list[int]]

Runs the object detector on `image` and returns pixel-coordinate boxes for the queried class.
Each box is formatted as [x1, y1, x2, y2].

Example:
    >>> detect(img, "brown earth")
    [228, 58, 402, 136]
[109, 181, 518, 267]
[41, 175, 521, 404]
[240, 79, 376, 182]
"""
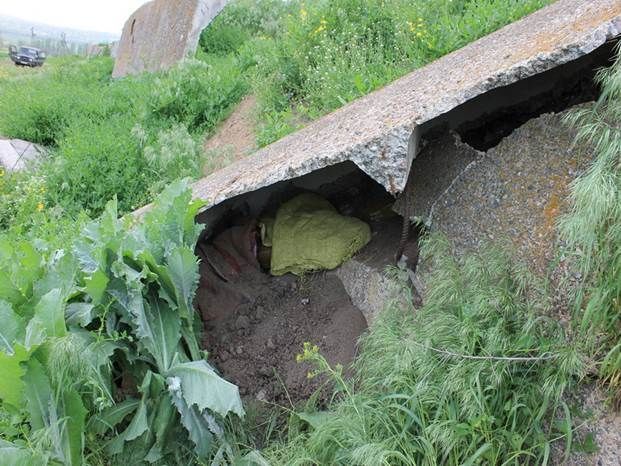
[203, 95, 258, 174]
[201, 269, 367, 406]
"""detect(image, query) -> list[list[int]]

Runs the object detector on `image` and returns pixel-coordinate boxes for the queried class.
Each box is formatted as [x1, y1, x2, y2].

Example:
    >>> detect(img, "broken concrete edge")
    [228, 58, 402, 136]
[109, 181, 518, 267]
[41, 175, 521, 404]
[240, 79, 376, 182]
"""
[336, 259, 411, 325]
[0, 139, 47, 172]
[133, 1, 621, 217]
[177, 0, 621, 218]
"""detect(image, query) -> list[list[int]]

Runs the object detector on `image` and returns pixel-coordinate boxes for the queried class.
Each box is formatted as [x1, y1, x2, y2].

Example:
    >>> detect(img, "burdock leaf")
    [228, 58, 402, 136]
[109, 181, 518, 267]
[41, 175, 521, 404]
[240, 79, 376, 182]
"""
[167, 360, 244, 418]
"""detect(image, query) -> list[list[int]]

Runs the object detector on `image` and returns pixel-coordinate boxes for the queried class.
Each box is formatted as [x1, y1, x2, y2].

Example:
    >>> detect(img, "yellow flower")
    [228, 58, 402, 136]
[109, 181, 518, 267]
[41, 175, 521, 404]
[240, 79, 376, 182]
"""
[300, 8, 308, 19]
[36, 202, 44, 212]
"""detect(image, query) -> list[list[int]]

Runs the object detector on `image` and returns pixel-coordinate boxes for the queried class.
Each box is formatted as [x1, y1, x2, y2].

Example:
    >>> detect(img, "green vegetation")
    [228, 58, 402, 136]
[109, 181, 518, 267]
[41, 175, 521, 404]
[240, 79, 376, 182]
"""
[561, 50, 621, 398]
[0, 181, 244, 464]
[267, 240, 581, 465]
[200, 0, 554, 145]
[0, 56, 245, 224]
[4, 1, 621, 465]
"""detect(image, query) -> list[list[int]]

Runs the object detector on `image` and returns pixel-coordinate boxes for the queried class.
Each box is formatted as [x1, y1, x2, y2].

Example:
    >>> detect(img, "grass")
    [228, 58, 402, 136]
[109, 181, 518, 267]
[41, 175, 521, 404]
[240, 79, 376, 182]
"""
[560, 47, 621, 399]
[261, 238, 581, 465]
[200, 0, 555, 145]
[0, 56, 246, 235]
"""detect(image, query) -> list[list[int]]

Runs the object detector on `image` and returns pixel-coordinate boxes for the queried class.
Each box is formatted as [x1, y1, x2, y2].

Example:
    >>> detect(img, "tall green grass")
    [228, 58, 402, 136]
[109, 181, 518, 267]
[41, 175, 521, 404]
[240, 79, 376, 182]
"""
[265, 237, 581, 465]
[0, 57, 246, 226]
[560, 47, 621, 398]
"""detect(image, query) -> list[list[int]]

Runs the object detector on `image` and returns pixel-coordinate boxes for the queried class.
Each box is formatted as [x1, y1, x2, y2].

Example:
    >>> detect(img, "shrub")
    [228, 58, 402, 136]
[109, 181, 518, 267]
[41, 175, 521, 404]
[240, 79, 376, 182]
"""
[240, 0, 554, 145]
[141, 123, 204, 196]
[145, 58, 247, 133]
[0, 58, 117, 146]
[44, 115, 149, 216]
[0, 181, 244, 465]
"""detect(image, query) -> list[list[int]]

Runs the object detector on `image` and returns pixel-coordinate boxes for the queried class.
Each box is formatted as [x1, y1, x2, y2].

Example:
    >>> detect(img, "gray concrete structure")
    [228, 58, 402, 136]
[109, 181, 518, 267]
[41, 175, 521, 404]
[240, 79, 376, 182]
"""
[112, 0, 229, 78]
[0, 139, 45, 172]
[185, 0, 620, 213]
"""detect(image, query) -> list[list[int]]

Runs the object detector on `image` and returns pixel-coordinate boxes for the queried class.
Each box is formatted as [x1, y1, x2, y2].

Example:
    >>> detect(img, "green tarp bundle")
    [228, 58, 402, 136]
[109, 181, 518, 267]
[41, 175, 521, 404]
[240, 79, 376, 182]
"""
[270, 193, 371, 276]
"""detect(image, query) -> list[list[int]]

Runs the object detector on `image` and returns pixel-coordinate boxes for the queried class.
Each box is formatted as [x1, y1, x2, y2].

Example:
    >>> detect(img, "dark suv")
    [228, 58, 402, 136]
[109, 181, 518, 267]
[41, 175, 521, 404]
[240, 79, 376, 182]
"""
[8, 45, 46, 67]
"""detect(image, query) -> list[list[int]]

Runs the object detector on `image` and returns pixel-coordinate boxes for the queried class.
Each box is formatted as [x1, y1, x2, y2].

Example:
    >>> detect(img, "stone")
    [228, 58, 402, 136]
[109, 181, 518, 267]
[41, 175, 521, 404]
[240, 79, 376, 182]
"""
[112, 0, 230, 78]
[255, 389, 267, 402]
[266, 338, 275, 349]
[0, 138, 46, 172]
[258, 365, 271, 377]
[133, 0, 619, 219]
[235, 315, 250, 330]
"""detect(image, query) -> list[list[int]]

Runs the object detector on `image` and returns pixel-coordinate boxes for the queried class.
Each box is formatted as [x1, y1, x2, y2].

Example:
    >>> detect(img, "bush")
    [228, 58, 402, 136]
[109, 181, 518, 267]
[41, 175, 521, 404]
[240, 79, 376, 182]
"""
[145, 58, 247, 133]
[141, 123, 204, 196]
[0, 57, 246, 222]
[0, 58, 117, 146]
[233, 0, 554, 145]
[44, 115, 149, 216]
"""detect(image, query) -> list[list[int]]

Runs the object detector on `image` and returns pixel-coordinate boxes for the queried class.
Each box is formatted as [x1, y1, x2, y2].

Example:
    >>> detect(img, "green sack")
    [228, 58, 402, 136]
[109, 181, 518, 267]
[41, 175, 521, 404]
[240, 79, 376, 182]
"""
[270, 193, 371, 276]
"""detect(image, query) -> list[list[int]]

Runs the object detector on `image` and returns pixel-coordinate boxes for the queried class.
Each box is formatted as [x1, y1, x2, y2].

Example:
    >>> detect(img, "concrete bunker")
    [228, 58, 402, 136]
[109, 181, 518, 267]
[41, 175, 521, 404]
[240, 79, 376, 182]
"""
[164, 1, 621, 403]
[190, 35, 620, 403]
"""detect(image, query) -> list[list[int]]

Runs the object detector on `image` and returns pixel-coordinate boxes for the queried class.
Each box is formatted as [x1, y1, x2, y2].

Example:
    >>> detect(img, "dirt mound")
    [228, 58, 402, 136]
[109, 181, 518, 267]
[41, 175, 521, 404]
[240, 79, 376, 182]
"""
[202, 271, 367, 405]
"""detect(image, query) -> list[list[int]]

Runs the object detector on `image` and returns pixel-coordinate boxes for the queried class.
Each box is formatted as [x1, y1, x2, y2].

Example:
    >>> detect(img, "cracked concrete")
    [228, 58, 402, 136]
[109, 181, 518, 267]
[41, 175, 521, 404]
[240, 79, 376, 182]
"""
[177, 0, 621, 217]
[112, 0, 229, 78]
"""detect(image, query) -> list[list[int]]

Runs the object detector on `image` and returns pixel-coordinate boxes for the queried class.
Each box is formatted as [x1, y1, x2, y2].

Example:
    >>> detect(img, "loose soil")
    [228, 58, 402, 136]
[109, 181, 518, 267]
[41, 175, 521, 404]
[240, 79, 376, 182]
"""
[203, 94, 258, 172]
[202, 270, 367, 405]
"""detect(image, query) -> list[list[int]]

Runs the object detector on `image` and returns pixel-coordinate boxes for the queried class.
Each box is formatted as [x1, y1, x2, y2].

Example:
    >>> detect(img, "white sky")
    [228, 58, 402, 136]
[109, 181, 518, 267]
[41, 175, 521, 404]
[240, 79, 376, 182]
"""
[1, 0, 151, 35]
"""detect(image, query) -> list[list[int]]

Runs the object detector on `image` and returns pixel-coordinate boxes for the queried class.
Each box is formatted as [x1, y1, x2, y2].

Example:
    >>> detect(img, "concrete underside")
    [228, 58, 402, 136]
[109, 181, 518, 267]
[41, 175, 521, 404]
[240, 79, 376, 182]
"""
[183, 0, 621, 216]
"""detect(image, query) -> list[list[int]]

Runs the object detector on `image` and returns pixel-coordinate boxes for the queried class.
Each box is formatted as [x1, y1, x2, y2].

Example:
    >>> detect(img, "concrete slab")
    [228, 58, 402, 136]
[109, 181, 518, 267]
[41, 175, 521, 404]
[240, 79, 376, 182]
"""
[0, 138, 44, 171]
[112, 0, 229, 78]
[184, 0, 620, 215]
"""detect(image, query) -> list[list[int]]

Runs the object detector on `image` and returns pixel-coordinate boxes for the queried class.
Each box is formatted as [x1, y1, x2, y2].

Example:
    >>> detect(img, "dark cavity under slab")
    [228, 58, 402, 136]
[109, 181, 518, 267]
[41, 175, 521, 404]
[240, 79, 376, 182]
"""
[194, 162, 410, 404]
[420, 39, 619, 151]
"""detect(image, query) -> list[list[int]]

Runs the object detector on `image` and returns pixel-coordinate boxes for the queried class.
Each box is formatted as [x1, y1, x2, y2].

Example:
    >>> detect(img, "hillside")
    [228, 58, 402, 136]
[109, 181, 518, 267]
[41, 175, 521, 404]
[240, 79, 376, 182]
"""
[1, 0, 621, 465]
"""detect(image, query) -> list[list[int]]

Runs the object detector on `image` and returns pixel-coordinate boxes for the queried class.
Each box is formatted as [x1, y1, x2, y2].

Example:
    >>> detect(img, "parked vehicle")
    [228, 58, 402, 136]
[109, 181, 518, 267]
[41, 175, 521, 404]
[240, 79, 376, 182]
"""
[8, 45, 46, 67]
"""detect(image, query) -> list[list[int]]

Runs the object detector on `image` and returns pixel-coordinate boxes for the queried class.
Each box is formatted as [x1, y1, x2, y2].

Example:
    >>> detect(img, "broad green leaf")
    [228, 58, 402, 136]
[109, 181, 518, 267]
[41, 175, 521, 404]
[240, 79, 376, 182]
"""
[0, 343, 32, 408]
[167, 360, 244, 418]
[33, 251, 77, 303]
[0, 270, 21, 306]
[144, 390, 176, 463]
[169, 388, 214, 458]
[65, 303, 95, 327]
[167, 245, 199, 322]
[135, 298, 181, 372]
[60, 388, 87, 466]
[23, 358, 53, 431]
[108, 371, 153, 455]
[31, 289, 66, 338]
[87, 399, 140, 435]
[0, 300, 24, 353]
[295, 411, 332, 430]
[84, 269, 109, 305]
[0, 439, 47, 466]
[0, 241, 41, 306]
